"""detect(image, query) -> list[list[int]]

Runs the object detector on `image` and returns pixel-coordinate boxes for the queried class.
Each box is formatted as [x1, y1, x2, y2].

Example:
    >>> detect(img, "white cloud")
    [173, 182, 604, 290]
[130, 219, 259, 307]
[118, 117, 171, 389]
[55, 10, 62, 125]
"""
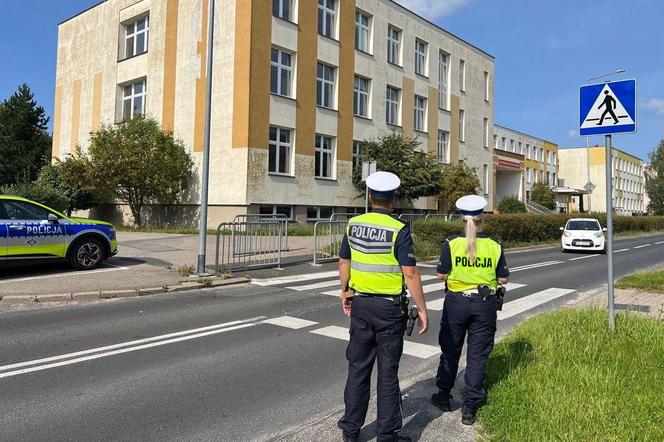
[644, 98, 664, 115]
[567, 129, 578, 138]
[394, 0, 471, 19]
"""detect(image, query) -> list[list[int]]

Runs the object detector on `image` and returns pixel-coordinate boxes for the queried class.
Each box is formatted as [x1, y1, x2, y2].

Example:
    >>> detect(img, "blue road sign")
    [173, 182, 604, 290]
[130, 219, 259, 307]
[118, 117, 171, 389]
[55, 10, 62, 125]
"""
[579, 79, 636, 136]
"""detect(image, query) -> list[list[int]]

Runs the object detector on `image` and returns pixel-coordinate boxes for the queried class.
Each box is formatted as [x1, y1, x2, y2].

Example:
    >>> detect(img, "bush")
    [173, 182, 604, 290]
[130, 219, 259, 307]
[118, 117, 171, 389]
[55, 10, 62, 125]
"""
[497, 196, 527, 213]
[411, 219, 463, 260]
[36, 161, 102, 216]
[1, 182, 69, 213]
[530, 181, 556, 209]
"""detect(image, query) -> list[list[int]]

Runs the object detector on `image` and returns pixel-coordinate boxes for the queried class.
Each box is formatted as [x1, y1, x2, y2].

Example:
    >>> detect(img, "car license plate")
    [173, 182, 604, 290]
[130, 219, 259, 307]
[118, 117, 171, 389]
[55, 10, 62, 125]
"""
[578, 240, 591, 246]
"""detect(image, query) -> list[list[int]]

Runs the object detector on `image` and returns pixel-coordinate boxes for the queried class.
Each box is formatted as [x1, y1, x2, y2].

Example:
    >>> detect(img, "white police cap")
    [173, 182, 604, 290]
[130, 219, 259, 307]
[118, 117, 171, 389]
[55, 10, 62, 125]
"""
[366, 171, 401, 197]
[456, 195, 487, 216]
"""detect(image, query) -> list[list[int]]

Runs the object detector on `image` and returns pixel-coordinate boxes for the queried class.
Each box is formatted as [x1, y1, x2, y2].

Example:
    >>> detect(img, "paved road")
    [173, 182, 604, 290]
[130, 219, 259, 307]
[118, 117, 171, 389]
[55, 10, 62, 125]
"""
[1, 234, 663, 441]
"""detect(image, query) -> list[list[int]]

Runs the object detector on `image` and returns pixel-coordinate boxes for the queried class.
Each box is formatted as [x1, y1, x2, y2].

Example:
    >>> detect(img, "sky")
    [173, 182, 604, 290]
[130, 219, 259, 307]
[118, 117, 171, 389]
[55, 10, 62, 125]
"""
[1, 0, 663, 162]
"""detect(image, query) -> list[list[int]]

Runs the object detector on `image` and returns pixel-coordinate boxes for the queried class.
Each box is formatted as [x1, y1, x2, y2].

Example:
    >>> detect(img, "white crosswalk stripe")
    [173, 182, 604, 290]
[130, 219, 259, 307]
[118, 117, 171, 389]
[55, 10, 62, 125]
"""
[251, 271, 338, 286]
[285, 279, 340, 292]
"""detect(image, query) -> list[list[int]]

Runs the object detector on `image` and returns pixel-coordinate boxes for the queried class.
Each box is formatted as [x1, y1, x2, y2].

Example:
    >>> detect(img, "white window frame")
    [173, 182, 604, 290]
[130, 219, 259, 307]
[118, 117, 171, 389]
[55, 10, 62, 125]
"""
[316, 62, 336, 109]
[318, 0, 336, 39]
[518, 141, 522, 154]
[268, 126, 293, 176]
[273, 0, 294, 22]
[355, 10, 371, 53]
[438, 50, 449, 110]
[414, 96, 427, 132]
[387, 25, 401, 66]
[501, 137, 507, 150]
[526, 144, 530, 159]
[386, 86, 400, 125]
[315, 134, 335, 179]
[459, 109, 465, 142]
[510, 139, 515, 152]
[483, 70, 490, 101]
[459, 59, 466, 92]
[483, 118, 489, 148]
[271, 48, 294, 97]
[122, 79, 147, 121]
[483, 164, 489, 195]
[437, 130, 448, 164]
[353, 76, 370, 118]
[123, 16, 149, 59]
[494, 134, 498, 150]
[415, 39, 428, 76]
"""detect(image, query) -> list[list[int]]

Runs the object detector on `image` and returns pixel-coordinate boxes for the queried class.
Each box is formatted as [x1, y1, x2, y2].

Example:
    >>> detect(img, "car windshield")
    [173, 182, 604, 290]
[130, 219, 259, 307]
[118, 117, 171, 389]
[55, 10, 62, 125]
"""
[566, 220, 600, 231]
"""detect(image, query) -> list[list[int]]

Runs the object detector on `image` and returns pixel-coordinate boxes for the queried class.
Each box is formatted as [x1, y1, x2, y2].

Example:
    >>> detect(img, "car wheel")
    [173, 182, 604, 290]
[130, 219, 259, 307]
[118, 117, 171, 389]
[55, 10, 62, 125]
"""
[69, 238, 106, 270]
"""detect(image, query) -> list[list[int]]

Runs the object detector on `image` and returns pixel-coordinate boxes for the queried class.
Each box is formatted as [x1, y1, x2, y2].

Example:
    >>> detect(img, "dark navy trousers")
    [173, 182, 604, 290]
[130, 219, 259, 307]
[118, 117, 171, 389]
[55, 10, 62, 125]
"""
[435, 292, 497, 409]
[338, 296, 407, 440]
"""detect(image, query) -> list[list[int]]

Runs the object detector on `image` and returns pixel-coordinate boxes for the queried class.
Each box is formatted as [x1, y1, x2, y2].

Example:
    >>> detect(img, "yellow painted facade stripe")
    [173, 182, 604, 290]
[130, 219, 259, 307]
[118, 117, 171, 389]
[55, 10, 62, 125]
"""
[427, 86, 438, 151]
[193, 0, 209, 152]
[294, 0, 317, 156]
[336, 0, 355, 162]
[402, 77, 414, 136]
[162, 0, 179, 132]
[449, 94, 460, 165]
[92, 72, 103, 132]
[71, 79, 82, 151]
[52, 85, 62, 159]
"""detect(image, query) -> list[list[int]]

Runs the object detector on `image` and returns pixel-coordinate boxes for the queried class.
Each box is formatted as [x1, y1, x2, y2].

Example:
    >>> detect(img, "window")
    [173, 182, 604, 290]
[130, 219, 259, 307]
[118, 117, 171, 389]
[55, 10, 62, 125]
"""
[501, 137, 507, 150]
[315, 134, 334, 178]
[273, 0, 293, 21]
[2, 200, 52, 221]
[438, 51, 449, 109]
[459, 59, 466, 92]
[353, 76, 370, 118]
[386, 86, 400, 125]
[268, 126, 292, 175]
[526, 168, 531, 183]
[483, 70, 490, 101]
[318, 0, 336, 38]
[493, 134, 498, 150]
[316, 63, 336, 109]
[518, 142, 522, 154]
[122, 80, 146, 120]
[509, 140, 515, 152]
[483, 118, 489, 148]
[355, 11, 371, 53]
[525, 144, 530, 159]
[260, 205, 293, 220]
[123, 16, 149, 59]
[307, 206, 334, 220]
[387, 25, 401, 65]
[270, 48, 294, 97]
[353, 141, 361, 171]
[414, 96, 427, 132]
[458, 109, 465, 142]
[437, 130, 448, 164]
[483, 164, 489, 195]
[415, 39, 428, 76]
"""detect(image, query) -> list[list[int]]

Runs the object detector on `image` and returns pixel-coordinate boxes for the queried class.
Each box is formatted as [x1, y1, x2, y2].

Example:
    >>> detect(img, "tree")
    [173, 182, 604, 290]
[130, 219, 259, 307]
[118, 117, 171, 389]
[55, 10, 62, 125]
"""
[438, 163, 481, 210]
[0, 84, 51, 186]
[1, 182, 69, 213]
[646, 139, 664, 215]
[530, 181, 556, 210]
[36, 152, 103, 216]
[84, 117, 194, 226]
[497, 195, 527, 213]
[352, 134, 443, 202]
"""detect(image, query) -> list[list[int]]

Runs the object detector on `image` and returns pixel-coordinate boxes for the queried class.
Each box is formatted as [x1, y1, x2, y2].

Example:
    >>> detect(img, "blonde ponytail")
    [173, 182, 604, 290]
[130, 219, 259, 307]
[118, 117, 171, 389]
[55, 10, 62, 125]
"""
[464, 215, 481, 261]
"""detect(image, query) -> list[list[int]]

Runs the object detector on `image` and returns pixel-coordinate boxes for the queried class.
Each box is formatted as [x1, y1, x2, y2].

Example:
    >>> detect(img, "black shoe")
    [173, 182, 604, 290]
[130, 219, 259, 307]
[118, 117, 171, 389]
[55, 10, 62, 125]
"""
[430, 391, 452, 411]
[342, 432, 358, 442]
[461, 406, 476, 425]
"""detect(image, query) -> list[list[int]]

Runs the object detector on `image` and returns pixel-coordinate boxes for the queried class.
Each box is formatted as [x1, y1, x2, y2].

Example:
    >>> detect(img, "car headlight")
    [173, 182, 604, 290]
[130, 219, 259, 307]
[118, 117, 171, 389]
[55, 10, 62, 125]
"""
[563, 232, 571, 237]
[594, 232, 603, 238]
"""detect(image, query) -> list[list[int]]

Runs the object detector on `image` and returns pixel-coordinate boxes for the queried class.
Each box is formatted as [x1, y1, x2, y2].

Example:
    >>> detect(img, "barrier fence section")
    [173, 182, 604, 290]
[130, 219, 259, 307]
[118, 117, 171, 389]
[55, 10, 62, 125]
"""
[215, 222, 283, 274]
[233, 214, 289, 251]
[313, 221, 348, 265]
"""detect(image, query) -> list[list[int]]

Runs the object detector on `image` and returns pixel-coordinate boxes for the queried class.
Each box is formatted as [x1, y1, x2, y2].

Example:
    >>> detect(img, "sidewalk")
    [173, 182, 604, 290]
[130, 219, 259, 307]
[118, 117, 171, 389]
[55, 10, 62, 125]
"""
[573, 287, 664, 319]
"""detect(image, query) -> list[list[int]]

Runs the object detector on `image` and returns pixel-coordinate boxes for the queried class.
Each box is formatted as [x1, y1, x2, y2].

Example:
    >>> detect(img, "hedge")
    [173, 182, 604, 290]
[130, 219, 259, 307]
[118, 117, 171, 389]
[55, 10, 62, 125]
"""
[412, 214, 664, 258]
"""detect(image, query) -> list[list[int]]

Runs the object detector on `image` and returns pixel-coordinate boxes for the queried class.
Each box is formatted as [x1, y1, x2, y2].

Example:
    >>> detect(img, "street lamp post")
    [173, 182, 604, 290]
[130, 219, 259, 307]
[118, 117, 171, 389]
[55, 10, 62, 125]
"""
[197, 0, 216, 276]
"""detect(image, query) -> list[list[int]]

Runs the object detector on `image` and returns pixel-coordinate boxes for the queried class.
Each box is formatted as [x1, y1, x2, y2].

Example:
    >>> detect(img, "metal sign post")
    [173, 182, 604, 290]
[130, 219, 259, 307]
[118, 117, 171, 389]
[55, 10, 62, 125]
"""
[580, 77, 636, 331]
[361, 161, 377, 213]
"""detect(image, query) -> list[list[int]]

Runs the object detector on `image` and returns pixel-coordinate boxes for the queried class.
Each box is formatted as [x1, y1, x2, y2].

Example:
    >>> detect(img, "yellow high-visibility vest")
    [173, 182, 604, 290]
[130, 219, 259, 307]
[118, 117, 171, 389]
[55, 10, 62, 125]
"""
[347, 213, 405, 295]
[447, 236, 502, 292]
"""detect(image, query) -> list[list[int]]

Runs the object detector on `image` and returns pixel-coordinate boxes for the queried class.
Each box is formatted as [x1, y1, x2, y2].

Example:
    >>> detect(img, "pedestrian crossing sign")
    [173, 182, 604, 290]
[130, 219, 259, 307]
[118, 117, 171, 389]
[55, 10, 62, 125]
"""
[579, 79, 636, 136]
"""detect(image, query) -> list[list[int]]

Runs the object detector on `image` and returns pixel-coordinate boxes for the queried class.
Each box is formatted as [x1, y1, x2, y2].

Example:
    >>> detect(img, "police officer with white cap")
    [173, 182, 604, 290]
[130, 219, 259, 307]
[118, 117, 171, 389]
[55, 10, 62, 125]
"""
[430, 195, 509, 425]
[337, 171, 429, 442]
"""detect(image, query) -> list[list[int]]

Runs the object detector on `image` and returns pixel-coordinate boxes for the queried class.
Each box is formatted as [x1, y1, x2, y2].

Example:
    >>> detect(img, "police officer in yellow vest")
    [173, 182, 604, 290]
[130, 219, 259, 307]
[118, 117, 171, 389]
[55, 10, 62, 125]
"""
[431, 195, 509, 425]
[337, 172, 429, 442]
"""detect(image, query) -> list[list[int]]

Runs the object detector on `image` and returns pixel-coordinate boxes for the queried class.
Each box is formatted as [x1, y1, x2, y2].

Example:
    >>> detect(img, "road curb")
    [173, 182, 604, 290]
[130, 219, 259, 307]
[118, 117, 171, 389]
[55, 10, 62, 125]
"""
[0, 277, 250, 305]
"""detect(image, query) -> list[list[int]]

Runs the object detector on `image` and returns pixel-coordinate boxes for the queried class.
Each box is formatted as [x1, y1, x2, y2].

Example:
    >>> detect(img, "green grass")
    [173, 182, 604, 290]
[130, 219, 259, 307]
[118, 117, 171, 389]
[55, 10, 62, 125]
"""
[616, 269, 664, 293]
[479, 309, 664, 441]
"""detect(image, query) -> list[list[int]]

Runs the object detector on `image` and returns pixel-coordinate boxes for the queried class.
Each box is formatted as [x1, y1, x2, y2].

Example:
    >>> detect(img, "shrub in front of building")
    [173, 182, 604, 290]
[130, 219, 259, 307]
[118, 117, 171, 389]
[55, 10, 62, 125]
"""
[497, 196, 527, 213]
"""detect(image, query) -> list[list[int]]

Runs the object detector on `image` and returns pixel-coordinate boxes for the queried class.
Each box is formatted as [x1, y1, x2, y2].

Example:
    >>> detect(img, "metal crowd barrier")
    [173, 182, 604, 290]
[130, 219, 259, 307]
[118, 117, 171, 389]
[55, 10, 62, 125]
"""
[313, 220, 348, 265]
[233, 214, 289, 251]
[215, 221, 283, 274]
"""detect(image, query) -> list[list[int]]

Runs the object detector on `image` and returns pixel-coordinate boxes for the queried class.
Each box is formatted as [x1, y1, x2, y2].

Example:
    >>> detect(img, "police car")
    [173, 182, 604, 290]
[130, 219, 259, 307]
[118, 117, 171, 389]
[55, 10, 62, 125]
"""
[560, 218, 607, 254]
[0, 195, 118, 270]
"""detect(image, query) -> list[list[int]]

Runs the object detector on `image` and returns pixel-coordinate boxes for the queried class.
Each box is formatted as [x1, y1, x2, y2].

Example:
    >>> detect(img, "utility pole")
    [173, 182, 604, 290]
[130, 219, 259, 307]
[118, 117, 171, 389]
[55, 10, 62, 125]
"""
[197, 0, 216, 275]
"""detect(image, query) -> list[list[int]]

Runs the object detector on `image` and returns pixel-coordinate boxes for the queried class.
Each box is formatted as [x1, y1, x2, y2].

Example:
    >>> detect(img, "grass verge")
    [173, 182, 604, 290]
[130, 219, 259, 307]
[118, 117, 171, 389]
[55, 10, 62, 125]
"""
[616, 269, 664, 293]
[479, 308, 664, 441]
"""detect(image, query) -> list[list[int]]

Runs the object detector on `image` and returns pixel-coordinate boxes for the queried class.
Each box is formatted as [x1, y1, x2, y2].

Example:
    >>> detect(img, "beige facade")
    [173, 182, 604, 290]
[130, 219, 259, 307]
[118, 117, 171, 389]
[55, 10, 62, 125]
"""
[54, 0, 495, 225]
[492, 125, 558, 208]
[558, 146, 644, 215]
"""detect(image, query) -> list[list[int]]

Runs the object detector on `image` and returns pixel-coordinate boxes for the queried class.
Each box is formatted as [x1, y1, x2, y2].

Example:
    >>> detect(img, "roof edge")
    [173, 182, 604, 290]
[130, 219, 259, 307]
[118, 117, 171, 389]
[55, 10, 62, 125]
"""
[494, 124, 558, 146]
[559, 146, 643, 162]
[59, 0, 108, 26]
